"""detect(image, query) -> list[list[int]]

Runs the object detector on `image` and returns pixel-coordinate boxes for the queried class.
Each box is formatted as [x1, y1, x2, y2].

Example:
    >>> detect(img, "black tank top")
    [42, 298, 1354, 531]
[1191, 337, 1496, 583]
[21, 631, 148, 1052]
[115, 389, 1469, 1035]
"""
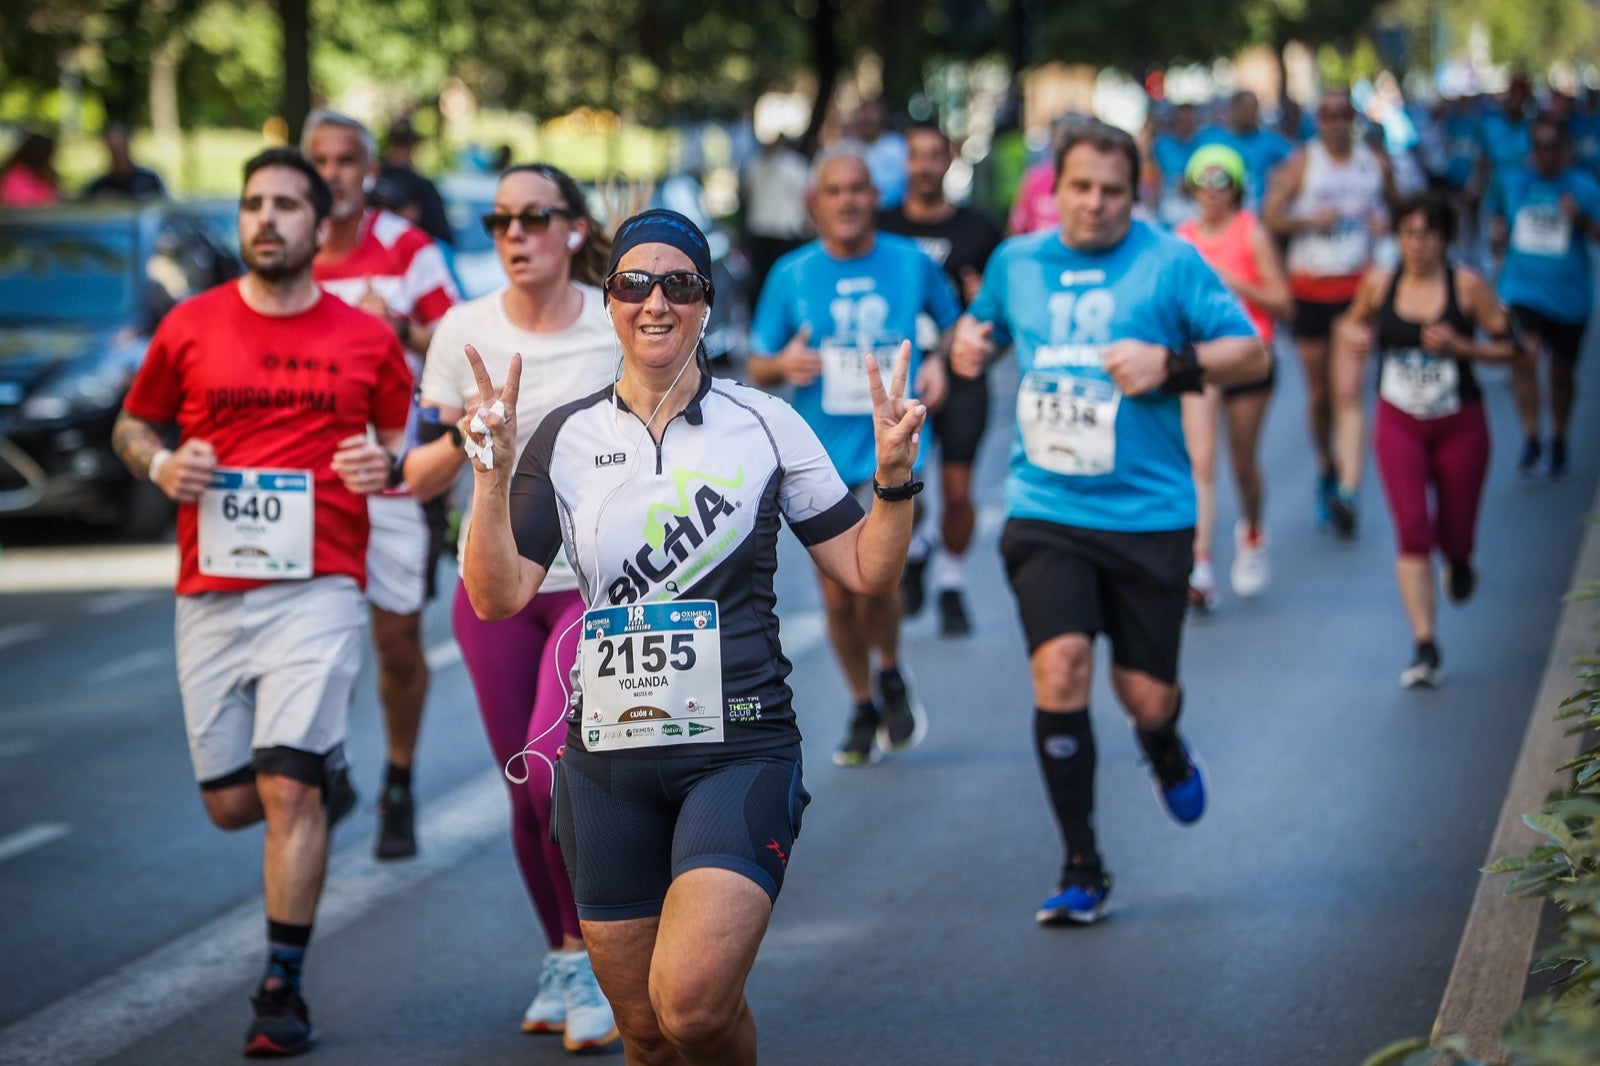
[1375, 265, 1481, 405]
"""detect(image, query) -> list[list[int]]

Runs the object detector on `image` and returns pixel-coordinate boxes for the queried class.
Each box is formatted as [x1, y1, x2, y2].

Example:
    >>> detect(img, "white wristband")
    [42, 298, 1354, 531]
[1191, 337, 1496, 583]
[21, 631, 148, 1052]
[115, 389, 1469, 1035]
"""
[148, 448, 173, 484]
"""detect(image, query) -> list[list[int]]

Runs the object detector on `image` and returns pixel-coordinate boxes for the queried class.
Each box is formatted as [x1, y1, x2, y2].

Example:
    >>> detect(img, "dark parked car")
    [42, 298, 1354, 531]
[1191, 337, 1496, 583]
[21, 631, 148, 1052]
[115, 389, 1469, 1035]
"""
[439, 171, 749, 372]
[0, 202, 241, 537]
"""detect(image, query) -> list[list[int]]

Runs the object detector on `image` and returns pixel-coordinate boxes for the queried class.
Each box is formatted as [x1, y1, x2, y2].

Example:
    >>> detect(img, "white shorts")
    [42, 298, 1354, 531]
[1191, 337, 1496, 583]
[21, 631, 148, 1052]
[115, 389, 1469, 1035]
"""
[175, 576, 366, 785]
[365, 493, 428, 616]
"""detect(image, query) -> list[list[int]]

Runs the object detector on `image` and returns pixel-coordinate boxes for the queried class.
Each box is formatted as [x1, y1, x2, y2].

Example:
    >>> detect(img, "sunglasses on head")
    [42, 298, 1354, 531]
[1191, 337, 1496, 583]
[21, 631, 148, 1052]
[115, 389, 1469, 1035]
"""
[481, 206, 575, 236]
[1192, 169, 1236, 190]
[603, 270, 712, 305]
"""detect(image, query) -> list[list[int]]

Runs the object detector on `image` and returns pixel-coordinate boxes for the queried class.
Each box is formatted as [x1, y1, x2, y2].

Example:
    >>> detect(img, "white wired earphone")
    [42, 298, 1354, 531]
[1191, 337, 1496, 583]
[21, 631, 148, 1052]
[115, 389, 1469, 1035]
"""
[503, 297, 709, 788]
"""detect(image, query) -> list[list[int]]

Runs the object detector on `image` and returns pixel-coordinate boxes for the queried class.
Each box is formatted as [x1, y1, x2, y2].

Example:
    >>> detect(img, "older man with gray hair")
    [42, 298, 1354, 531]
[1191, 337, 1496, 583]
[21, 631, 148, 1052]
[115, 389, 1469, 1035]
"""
[747, 142, 958, 767]
[302, 108, 461, 861]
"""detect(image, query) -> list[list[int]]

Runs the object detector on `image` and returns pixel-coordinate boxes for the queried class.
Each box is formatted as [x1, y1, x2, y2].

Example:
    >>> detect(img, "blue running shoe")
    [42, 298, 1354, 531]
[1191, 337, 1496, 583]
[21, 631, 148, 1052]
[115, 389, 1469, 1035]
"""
[1315, 470, 1337, 527]
[1036, 867, 1113, 926]
[1149, 739, 1207, 826]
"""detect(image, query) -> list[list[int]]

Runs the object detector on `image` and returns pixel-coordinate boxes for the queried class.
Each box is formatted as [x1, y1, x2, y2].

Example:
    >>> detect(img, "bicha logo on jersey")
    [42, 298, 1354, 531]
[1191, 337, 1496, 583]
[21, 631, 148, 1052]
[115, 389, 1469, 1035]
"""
[607, 466, 748, 605]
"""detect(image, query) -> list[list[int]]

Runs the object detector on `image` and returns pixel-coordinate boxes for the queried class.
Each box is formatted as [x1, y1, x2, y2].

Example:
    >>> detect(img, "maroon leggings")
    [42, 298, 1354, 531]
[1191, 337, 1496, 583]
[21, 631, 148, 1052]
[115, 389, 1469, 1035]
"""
[1374, 400, 1490, 562]
[452, 579, 585, 949]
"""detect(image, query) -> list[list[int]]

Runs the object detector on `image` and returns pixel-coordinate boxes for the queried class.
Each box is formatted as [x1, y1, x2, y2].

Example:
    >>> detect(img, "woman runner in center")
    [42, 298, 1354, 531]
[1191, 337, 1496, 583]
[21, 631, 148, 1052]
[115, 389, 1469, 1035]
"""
[461, 208, 926, 1064]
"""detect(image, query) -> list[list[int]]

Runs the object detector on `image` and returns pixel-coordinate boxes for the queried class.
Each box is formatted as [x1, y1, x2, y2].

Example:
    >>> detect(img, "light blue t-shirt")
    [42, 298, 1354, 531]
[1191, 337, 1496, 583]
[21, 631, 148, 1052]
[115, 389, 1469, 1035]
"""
[1198, 126, 1293, 210]
[968, 220, 1256, 532]
[750, 234, 960, 486]
[1150, 133, 1202, 228]
[1476, 112, 1529, 174]
[1491, 165, 1600, 324]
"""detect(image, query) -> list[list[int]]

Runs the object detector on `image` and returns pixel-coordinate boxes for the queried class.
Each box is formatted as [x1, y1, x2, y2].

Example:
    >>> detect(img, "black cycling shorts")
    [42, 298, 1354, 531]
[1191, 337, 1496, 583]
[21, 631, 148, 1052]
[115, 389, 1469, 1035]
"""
[1510, 305, 1587, 365]
[554, 743, 810, 921]
[931, 371, 990, 465]
[999, 518, 1191, 684]
[1292, 298, 1353, 341]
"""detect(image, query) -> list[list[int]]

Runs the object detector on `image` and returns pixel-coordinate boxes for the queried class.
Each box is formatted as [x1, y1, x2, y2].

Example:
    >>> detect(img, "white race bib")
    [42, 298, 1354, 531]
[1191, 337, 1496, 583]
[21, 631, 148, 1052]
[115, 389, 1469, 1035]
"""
[1301, 217, 1372, 275]
[1017, 371, 1120, 476]
[819, 331, 903, 416]
[1511, 205, 1571, 257]
[1379, 348, 1460, 420]
[578, 600, 724, 752]
[198, 468, 314, 579]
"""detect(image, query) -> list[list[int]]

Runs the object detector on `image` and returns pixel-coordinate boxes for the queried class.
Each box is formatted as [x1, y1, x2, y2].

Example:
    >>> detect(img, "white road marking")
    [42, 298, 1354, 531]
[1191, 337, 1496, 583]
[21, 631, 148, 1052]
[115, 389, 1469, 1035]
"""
[424, 638, 461, 670]
[0, 823, 69, 865]
[85, 648, 173, 686]
[0, 771, 507, 1066]
[0, 545, 177, 594]
[83, 590, 160, 616]
[0, 622, 47, 653]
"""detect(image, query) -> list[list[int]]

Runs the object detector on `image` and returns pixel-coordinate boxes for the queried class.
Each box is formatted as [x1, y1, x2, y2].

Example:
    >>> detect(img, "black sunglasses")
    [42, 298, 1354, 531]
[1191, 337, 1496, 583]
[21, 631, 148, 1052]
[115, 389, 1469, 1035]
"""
[603, 270, 712, 305]
[481, 206, 575, 236]
[1191, 169, 1236, 190]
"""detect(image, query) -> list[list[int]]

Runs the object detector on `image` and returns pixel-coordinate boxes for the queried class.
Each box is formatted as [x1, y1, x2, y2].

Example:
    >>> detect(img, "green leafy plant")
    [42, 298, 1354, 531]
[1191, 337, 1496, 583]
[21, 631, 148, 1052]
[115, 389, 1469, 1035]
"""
[1365, 579, 1600, 1066]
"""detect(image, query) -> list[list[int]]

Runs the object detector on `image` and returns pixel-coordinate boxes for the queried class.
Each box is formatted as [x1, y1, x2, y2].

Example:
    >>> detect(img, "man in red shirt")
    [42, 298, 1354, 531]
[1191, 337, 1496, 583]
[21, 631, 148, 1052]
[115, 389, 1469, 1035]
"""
[114, 147, 412, 1056]
[302, 109, 461, 861]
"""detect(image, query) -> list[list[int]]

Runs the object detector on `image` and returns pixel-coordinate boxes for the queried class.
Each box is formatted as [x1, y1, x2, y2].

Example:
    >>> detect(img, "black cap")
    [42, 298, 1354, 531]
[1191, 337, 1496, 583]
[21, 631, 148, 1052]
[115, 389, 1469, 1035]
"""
[388, 117, 419, 145]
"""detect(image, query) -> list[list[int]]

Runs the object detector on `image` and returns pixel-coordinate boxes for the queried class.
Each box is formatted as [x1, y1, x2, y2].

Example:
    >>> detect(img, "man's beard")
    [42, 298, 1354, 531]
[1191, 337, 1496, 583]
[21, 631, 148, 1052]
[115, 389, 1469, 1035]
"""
[244, 240, 315, 282]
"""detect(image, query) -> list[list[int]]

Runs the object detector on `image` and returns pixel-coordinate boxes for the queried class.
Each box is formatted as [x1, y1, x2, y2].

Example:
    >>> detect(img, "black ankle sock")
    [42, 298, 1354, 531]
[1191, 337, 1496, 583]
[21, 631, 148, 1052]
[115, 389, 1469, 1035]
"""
[1135, 689, 1184, 764]
[1034, 708, 1097, 867]
[265, 920, 312, 992]
[384, 762, 412, 790]
[853, 698, 879, 722]
[877, 667, 905, 697]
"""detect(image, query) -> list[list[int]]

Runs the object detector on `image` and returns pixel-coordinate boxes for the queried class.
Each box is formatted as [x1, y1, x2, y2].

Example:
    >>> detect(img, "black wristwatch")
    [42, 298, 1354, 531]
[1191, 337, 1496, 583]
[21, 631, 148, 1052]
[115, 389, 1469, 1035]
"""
[446, 423, 464, 450]
[1160, 344, 1204, 395]
[872, 477, 924, 502]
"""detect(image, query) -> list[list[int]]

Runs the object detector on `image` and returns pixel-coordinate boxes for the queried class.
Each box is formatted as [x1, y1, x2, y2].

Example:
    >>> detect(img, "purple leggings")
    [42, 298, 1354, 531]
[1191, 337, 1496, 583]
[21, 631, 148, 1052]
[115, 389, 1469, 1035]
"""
[1374, 400, 1490, 562]
[452, 579, 585, 949]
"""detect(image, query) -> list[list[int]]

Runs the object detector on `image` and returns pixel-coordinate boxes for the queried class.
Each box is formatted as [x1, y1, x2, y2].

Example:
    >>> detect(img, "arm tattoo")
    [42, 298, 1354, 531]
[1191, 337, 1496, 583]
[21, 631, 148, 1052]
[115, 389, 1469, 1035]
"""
[112, 412, 166, 480]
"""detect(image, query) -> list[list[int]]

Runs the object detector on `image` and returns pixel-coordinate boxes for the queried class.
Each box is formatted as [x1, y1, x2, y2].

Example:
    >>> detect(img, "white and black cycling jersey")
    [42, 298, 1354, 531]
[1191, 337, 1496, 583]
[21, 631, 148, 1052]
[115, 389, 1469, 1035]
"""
[510, 374, 864, 756]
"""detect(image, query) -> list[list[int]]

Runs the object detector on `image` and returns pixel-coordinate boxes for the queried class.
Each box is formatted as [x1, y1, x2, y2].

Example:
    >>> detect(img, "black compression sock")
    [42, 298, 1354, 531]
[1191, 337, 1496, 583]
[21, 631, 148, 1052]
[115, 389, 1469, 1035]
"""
[1135, 689, 1184, 763]
[1034, 708, 1098, 867]
[265, 920, 312, 992]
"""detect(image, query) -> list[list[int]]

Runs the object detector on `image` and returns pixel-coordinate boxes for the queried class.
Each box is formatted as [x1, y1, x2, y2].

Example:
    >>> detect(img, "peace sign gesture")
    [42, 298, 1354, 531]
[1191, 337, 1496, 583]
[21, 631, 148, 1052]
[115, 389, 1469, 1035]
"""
[865, 340, 926, 487]
[462, 343, 522, 486]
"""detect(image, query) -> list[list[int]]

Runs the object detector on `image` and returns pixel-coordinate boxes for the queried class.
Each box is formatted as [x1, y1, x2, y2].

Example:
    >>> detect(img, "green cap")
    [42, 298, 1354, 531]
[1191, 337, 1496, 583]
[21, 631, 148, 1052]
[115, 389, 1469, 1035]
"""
[1184, 144, 1247, 189]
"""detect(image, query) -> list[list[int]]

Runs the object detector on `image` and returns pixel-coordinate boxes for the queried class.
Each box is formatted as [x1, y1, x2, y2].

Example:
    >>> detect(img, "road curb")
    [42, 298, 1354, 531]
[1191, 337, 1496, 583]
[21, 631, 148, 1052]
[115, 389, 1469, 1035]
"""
[1432, 477, 1600, 1058]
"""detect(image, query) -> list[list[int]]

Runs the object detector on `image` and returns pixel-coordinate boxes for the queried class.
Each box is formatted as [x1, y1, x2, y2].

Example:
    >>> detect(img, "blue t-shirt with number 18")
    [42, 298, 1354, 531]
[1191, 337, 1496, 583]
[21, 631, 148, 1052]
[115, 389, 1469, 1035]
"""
[968, 219, 1255, 533]
[750, 233, 960, 487]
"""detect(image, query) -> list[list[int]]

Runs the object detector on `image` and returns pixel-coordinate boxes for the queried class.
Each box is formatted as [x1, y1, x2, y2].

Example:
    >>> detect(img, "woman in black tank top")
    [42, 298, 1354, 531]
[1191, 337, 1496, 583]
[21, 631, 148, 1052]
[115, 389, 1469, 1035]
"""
[1329, 193, 1516, 688]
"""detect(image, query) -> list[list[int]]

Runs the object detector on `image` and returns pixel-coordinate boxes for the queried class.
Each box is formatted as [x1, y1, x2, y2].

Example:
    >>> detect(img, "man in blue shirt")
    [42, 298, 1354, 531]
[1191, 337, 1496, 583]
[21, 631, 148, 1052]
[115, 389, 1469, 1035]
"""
[1201, 91, 1293, 213]
[952, 120, 1266, 926]
[749, 145, 957, 766]
[1148, 102, 1204, 229]
[1489, 115, 1600, 478]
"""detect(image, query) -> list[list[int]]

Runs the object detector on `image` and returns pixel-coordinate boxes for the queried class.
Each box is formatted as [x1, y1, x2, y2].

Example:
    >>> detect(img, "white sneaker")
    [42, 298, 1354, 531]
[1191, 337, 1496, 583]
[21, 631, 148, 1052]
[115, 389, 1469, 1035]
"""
[521, 951, 566, 1033]
[1188, 558, 1219, 611]
[1230, 522, 1271, 598]
[560, 950, 620, 1053]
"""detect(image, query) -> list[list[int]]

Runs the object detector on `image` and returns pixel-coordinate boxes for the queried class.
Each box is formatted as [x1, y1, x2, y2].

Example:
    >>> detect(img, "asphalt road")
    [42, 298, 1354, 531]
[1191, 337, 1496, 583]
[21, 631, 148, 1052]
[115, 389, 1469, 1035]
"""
[1, 316, 1596, 1065]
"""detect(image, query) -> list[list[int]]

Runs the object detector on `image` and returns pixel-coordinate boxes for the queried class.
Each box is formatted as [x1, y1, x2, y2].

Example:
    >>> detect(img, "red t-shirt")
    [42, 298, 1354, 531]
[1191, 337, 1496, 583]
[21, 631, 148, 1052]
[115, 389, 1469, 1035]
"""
[123, 282, 413, 596]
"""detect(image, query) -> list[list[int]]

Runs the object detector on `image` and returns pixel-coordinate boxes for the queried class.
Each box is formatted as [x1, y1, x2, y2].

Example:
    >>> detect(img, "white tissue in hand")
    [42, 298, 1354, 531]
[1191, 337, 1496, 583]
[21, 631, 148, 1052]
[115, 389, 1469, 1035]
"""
[465, 401, 505, 470]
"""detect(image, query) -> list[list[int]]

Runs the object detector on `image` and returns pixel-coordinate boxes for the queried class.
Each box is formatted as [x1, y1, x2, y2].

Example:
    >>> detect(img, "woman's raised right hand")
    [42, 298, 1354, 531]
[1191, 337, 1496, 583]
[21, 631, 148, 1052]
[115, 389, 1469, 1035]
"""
[462, 343, 521, 481]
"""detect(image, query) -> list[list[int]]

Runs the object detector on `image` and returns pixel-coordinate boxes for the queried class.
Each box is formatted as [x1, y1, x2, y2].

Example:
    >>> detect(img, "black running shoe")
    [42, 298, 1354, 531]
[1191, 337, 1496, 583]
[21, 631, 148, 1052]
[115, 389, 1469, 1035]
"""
[1446, 561, 1476, 604]
[832, 704, 881, 766]
[937, 589, 971, 637]
[1328, 490, 1357, 540]
[877, 673, 927, 754]
[244, 982, 315, 1058]
[322, 767, 356, 832]
[1518, 437, 1542, 477]
[1549, 439, 1567, 481]
[1400, 642, 1443, 689]
[900, 557, 927, 618]
[374, 783, 416, 860]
